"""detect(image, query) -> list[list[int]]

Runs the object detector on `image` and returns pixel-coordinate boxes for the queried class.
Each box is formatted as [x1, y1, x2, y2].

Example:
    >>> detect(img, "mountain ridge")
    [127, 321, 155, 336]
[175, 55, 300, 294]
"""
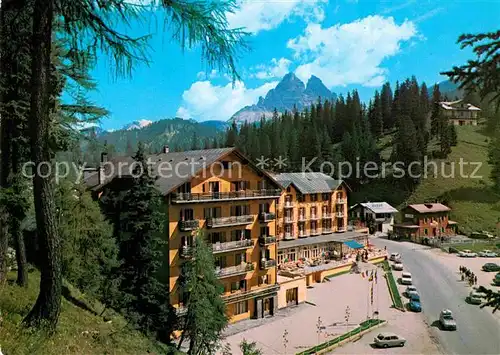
[230, 72, 337, 123]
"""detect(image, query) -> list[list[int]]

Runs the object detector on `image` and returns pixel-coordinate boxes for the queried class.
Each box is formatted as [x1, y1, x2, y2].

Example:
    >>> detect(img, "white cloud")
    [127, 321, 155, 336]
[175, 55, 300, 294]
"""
[177, 80, 278, 121]
[227, 0, 327, 34]
[252, 58, 292, 80]
[196, 69, 218, 80]
[288, 15, 418, 87]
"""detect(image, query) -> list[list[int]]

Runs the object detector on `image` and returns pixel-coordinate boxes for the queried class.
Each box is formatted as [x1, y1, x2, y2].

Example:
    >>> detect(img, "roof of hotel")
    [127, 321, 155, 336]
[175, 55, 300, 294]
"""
[350, 202, 398, 214]
[84, 147, 279, 195]
[407, 203, 451, 214]
[273, 172, 344, 194]
[439, 99, 481, 111]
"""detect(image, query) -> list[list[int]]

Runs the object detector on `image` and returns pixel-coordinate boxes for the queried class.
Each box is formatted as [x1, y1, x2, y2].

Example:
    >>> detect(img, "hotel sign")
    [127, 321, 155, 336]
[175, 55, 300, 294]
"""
[404, 214, 414, 219]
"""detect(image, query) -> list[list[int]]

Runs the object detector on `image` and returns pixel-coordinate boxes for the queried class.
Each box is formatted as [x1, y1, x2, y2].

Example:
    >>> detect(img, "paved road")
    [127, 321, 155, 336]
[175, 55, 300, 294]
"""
[373, 238, 500, 355]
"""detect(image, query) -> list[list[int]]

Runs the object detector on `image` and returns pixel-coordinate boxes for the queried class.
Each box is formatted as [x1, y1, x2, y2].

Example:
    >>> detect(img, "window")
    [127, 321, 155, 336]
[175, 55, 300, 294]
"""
[231, 281, 239, 292]
[297, 194, 304, 202]
[322, 193, 330, 201]
[209, 232, 225, 244]
[230, 229, 247, 241]
[231, 204, 250, 216]
[259, 274, 269, 286]
[177, 182, 191, 194]
[181, 235, 193, 248]
[214, 255, 226, 268]
[209, 181, 220, 193]
[234, 301, 248, 315]
[260, 226, 269, 236]
[235, 252, 246, 264]
[204, 207, 221, 219]
[222, 161, 232, 169]
[424, 228, 428, 235]
[310, 194, 317, 202]
[278, 251, 285, 265]
[180, 208, 194, 220]
[286, 187, 291, 192]
[259, 203, 270, 214]
[232, 180, 250, 191]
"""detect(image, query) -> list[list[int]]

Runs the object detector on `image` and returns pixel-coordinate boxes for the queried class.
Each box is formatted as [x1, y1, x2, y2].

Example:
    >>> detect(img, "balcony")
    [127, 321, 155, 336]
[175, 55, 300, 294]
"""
[260, 259, 276, 269]
[222, 284, 280, 304]
[321, 213, 333, 219]
[310, 230, 321, 236]
[284, 233, 294, 240]
[284, 201, 295, 209]
[259, 235, 277, 245]
[284, 216, 294, 224]
[337, 226, 347, 232]
[259, 212, 276, 223]
[179, 246, 193, 259]
[215, 262, 254, 278]
[335, 212, 345, 218]
[206, 215, 254, 228]
[310, 214, 320, 221]
[212, 239, 253, 254]
[322, 228, 332, 234]
[298, 215, 306, 222]
[298, 231, 308, 238]
[171, 189, 282, 203]
[336, 198, 347, 204]
[179, 220, 200, 231]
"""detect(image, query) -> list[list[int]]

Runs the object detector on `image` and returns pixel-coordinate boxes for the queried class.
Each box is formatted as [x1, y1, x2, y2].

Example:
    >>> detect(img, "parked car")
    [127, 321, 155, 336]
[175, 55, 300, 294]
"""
[458, 249, 477, 258]
[401, 272, 412, 285]
[478, 250, 498, 257]
[390, 253, 402, 262]
[374, 333, 406, 348]
[466, 291, 483, 305]
[482, 263, 500, 272]
[494, 273, 500, 286]
[470, 231, 495, 239]
[405, 286, 418, 298]
[409, 293, 422, 312]
[439, 309, 457, 330]
[392, 261, 404, 271]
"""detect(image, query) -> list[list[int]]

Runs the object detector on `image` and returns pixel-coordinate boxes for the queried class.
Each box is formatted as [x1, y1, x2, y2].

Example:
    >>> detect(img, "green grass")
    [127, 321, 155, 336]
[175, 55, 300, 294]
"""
[405, 125, 500, 235]
[295, 319, 385, 355]
[0, 271, 167, 355]
[382, 261, 404, 311]
[452, 241, 500, 253]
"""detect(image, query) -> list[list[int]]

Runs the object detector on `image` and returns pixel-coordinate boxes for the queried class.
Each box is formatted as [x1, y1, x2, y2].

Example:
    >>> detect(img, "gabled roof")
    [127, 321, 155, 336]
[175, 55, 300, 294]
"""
[84, 147, 280, 195]
[273, 172, 345, 194]
[439, 99, 481, 111]
[406, 203, 451, 214]
[350, 202, 398, 214]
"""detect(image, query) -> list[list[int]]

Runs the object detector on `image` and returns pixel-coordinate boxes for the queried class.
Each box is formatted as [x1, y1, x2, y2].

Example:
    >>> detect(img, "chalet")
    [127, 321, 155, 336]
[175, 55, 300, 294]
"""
[439, 99, 480, 126]
[349, 202, 398, 234]
[393, 203, 457, 244]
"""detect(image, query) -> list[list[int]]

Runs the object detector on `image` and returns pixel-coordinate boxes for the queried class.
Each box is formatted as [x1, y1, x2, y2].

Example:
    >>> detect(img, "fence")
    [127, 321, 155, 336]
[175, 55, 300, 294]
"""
[382, 261, 405, 311]
[295, 319, 386, 355]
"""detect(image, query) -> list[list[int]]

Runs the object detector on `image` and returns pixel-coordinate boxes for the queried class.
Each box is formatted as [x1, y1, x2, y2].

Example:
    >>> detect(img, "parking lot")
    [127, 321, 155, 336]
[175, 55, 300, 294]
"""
[220, 261, 441, 354]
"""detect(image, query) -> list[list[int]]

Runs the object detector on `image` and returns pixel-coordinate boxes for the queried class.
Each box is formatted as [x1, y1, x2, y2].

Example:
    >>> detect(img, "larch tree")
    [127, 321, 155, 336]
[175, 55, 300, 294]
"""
[19, 0, 247, 332]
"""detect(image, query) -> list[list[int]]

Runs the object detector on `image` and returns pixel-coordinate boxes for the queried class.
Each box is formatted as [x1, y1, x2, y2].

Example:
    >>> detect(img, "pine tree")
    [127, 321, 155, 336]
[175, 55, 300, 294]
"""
[226, 121, 238, 147]
[110, 142, 176, 342]
[177, 231, 228, 353]
[381, 82, 393, 130]
[369, 91, 383, 137]
[430, 84, 442, 137]
[393, 115, 421, 188]
[449, 124, 458, 146]
[191, 131, 199, 150]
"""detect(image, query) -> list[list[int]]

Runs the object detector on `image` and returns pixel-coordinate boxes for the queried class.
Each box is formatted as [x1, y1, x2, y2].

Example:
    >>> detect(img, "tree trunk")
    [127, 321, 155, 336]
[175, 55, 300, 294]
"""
[13, 220, 28, 287]
[23, 0, 61, 332]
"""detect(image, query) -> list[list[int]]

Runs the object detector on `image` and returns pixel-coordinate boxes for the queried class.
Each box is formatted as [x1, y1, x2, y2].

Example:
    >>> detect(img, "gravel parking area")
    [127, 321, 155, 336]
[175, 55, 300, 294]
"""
[220, 263, 441, 355]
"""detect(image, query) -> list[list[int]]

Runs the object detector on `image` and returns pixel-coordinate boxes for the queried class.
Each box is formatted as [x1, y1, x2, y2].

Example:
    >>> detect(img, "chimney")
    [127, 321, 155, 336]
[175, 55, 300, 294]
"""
[163, 145, 169, 153]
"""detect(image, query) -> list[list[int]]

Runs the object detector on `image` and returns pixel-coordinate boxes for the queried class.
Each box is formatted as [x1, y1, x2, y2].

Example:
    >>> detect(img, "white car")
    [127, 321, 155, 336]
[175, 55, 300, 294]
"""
[401, 272, 412, 285]
[374, 333, 406, 348]
[478, 250, 498, 257]
[458, 249, 477, 258]
[405, 286, 418, 297]
[392, 261, 404, 271]
[390, 253, 402, 262]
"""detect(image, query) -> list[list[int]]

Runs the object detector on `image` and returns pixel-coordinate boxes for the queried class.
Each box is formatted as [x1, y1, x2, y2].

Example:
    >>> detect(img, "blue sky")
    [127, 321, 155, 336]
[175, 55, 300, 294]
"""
[89, 0, 500, 130]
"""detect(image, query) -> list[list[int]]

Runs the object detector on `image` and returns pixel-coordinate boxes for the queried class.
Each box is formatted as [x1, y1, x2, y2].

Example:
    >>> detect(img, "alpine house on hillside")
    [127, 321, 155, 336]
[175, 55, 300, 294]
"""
[438, 99, 480, 126]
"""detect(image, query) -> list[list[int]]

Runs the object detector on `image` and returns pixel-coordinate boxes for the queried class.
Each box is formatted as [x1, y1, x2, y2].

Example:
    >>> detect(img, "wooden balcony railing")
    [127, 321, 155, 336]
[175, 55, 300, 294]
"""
[284, 201, 295, 208]
[179, 220, 200, 231]
[259, 212, 276, 222]
[171, 189, 282, 203]
[259, 235, 277, 245]
[298, 215, 307, 222]
[179, 246, 193, 259]
[322, 213, 333, 219]
[284, 233, 294, 240]
[310, 214, 320, 221]
[215, 263, 254, 278]
[206, 215, 254, 228]
[336, 199, 347, 204]
[212, 239, 253, 253]
[260, 259, 276, 269]
[335, 212, 345, 218]
[284, 216, 294, 224]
